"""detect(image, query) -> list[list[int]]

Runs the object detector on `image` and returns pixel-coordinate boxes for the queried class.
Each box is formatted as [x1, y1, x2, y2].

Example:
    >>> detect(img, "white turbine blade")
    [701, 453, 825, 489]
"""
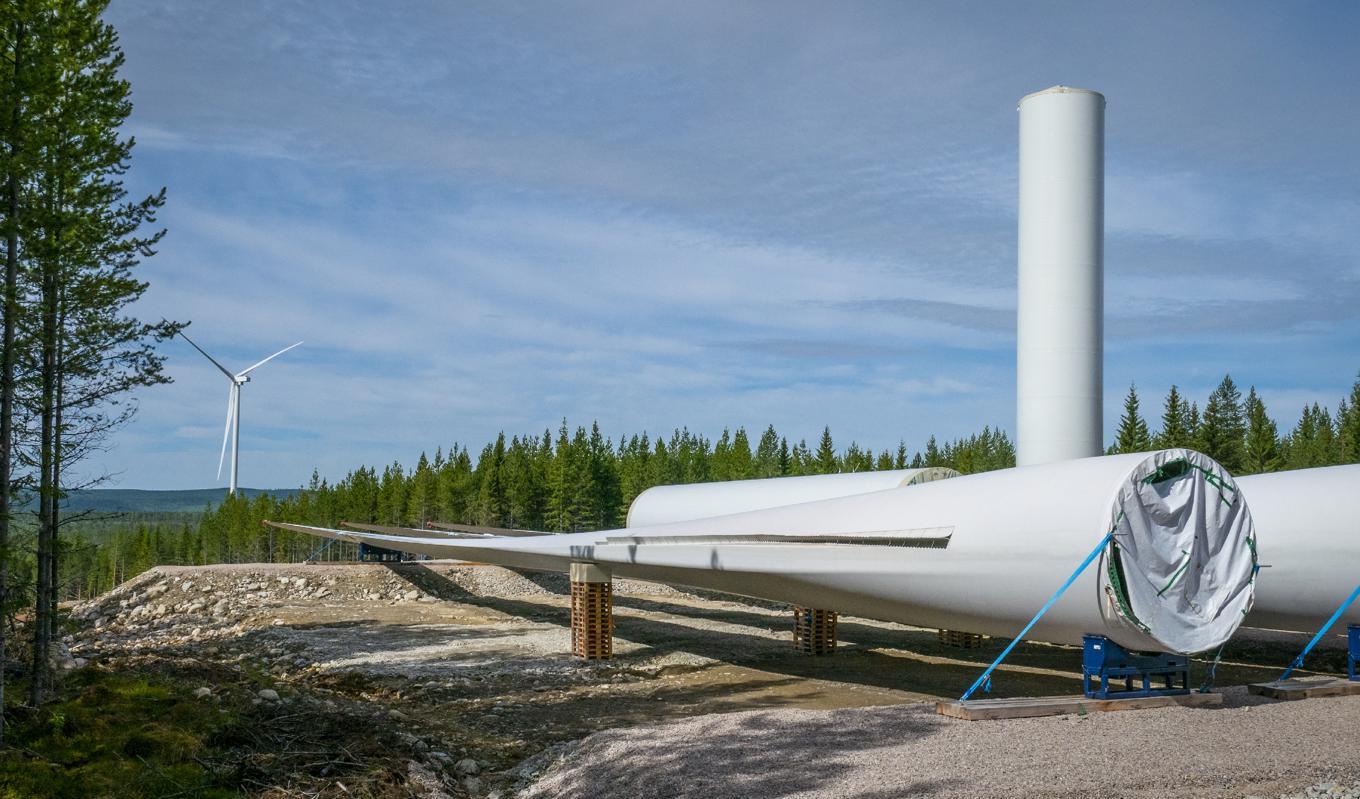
[179, 331, 235, 380]
[237, 341, 303, 377]
[217, 385, 237, 480]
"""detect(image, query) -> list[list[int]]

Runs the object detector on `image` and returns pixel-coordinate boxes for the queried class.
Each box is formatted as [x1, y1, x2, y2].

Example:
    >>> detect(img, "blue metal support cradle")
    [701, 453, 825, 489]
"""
[1082, 635, 1190, 699]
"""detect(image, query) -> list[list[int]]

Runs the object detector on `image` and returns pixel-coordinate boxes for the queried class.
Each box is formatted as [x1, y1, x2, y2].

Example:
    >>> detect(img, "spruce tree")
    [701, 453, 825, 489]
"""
[1338, 373, 1360, 464]
[728, 427, 753, 480]
[814, 426, 837, 474]
[923, 435, 942, 467]
[1115, 384, 1152, 453]
[1155, 385, 1188, 448]
[1242, 387, 1279, 474]
[754, 424, 780, 478]
[1198, 375, 1246, 471]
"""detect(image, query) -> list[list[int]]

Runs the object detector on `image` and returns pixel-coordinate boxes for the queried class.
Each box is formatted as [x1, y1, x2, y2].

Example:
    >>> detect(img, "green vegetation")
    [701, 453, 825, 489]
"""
[0, 662, 429, 798]
[0, 670, 237, 798]
[1, 0, 181, 728]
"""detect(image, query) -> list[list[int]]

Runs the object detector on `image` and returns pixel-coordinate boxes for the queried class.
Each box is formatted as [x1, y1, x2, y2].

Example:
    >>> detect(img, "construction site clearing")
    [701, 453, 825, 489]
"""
[64, 561, 1360, 799]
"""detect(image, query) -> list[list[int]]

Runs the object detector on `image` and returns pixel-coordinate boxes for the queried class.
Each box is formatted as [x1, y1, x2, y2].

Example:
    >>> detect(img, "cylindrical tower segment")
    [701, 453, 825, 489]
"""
[1017, 86, 1105, 466]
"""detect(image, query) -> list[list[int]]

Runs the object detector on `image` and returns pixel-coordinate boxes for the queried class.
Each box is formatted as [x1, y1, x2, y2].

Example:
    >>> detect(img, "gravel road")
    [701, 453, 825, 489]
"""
[519, 687, 1360, 799]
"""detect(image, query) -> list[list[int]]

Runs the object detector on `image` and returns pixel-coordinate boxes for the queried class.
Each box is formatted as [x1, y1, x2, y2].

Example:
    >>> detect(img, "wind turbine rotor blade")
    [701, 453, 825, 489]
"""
[179, 331, 235, 379]
[237, 341, 303, 377]
[217, 385, 237, 480]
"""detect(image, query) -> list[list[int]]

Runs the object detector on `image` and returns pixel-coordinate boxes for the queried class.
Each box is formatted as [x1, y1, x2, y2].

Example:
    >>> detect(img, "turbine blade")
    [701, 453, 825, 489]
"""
[179, 331, 235, 379]
[217, 385, 236, 480]
[237, 341, 303, 377]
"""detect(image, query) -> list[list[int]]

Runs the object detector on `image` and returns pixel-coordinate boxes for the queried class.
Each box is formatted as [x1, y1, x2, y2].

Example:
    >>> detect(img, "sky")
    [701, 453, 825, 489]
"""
[93, 1, 1360, 490]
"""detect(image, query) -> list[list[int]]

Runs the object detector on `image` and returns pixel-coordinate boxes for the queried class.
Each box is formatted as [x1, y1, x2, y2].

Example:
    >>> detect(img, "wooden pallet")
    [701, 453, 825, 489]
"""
[570, 579, 614, 660]
[936, 691, 1222, 721]
[793, 607, 838, 655]
[938, 629, 987, 648]
[1248, 678, 1360, 701]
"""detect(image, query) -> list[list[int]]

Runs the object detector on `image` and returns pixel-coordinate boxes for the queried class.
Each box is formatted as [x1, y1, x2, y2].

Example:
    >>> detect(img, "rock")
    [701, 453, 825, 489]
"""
[455, 757, 480, 776]
[193, 687, 212, 700]
[462, 776, 481, 795]
[257, 688, 280, 702]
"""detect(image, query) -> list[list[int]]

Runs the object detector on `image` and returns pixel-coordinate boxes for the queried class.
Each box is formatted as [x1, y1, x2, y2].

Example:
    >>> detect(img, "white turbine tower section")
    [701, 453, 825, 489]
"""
[180, 332, 302, 494]
[1237, 465, 1360, 633]
[1017, 86, 1105, 466]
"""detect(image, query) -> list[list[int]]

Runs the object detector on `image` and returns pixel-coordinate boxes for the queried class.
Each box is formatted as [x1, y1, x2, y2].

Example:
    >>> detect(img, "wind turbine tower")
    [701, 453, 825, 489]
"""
[180, 332, 303, 494]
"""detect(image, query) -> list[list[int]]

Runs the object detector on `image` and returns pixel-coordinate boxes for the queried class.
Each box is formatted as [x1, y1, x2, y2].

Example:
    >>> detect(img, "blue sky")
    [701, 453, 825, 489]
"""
[95, 1, 1360, 490]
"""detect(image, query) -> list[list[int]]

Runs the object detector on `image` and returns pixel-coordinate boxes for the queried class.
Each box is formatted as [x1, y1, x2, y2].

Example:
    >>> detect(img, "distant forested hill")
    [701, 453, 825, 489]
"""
[27, 487, 299, 514]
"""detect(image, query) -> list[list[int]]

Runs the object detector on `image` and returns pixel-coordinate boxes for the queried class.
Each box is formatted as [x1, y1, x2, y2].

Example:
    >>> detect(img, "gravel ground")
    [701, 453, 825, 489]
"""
[519, 688, 1360, 799]
[68, 562, 1360, 799]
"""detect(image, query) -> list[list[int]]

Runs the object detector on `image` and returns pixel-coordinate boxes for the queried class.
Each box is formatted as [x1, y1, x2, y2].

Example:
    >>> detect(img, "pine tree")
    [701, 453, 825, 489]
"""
[1281, 404, 1336, 470]
[754, 425, 780, 478]
[1114, 384, 1152, 453]
[21, 0, 177, 704]
[1197, 375, 1247, 470]
[1338, 373, 1360, 464]
[728, 427, 753, 480]
[923, 435, 942, 467]
[0, 0, 42, 740]
[1155, 385, 1188, 448]
[1242, 387, 1280, 474]
[814, 426, 837, 474]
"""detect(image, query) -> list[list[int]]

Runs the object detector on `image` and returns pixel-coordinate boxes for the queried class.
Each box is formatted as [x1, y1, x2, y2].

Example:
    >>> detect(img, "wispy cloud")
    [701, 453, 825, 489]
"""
[88, 1, 1360, 488]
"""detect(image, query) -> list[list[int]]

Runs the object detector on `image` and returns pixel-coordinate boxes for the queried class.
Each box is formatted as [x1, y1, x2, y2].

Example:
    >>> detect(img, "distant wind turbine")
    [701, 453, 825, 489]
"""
[179, 332, 303, 495]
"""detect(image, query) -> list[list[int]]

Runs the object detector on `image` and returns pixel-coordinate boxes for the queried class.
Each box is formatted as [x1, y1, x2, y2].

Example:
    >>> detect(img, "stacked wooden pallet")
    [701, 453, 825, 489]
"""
[570, 580, 614, 659]
[793, 607, 838, 655]
[938, 629, 987, 648]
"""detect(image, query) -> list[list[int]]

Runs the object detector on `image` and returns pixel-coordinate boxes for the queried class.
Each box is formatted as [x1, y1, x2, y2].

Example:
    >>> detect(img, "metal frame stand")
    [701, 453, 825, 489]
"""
[358, 542, 404, 562]
[1082, 635, 1190, 699]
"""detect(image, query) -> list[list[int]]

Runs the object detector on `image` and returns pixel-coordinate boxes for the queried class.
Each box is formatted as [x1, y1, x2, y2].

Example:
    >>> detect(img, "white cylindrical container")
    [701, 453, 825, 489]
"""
[626, 467, 959, 527]
[1238, 465, 1360, 633]
[277, 450, 1255, 653]
[1017, 86, 1105, 467]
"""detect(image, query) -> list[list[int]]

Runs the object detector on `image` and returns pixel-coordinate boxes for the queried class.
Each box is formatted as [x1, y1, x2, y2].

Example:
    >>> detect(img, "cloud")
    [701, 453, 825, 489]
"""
[81, 1, 1360, 488]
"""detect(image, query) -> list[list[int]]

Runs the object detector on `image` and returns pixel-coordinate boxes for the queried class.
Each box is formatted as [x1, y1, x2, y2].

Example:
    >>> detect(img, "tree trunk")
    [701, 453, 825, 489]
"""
[30, 175, 57, 706]
[0, 17, 26, 742]
[48, 281, 65, 644]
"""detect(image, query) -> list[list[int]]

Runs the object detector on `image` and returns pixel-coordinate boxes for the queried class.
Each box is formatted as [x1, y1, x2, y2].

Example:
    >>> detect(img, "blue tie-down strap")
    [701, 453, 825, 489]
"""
[960, 530, 1114, 702]
[1278, 583, 1360, 683]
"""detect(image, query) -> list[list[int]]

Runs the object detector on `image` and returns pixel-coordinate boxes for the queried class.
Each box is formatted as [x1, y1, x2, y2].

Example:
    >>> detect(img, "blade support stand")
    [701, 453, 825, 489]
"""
[1082, 635, 1189, 699]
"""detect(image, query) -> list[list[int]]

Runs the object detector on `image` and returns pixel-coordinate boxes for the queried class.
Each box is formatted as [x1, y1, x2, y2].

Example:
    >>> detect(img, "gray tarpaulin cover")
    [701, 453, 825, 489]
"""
[1101, 449, 1257, 654]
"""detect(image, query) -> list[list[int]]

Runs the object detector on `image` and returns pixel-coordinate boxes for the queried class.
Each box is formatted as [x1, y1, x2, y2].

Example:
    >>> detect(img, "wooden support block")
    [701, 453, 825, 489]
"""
[1248, 678, 1360, 701]
[935, 691, 1221, 721]
[570, 563, 613, 660]
[793, 607, 837, 655]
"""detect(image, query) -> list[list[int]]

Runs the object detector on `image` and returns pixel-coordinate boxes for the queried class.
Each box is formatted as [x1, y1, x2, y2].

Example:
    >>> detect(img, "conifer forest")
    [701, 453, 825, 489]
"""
[46, 371, 1360, 604]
